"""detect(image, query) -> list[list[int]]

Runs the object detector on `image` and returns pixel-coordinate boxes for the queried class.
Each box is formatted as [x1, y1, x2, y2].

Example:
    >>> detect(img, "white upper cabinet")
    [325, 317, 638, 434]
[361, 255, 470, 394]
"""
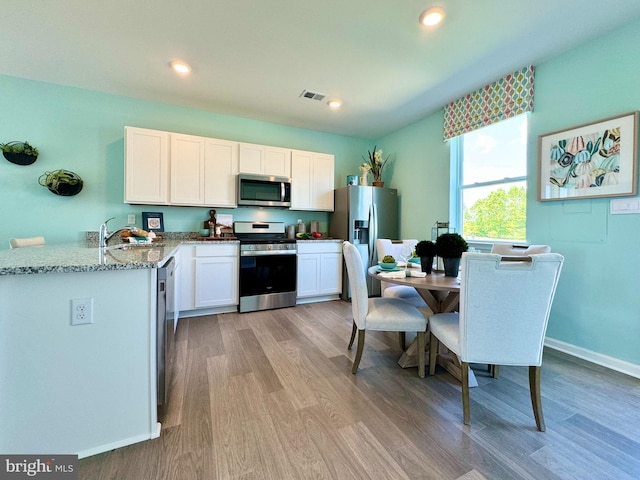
[124, 127, 170, 204]
[290, 149, 335, 211]
[125, 127, 239, 207]
[239, 143, 291, 177]
[170, 133, 205, 205]
[204, 138, 238, 207]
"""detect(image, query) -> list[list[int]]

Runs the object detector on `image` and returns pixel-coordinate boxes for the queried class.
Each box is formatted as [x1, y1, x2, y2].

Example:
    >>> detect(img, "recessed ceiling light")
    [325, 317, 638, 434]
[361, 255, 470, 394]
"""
[419, 7, 445, 27]
[327, 99, 342, 109]
[170, 60, 191, 74]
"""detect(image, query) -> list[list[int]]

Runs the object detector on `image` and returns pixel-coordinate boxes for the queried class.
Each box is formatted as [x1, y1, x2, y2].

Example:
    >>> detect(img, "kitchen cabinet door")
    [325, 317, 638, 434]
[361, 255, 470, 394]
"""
[239, 143, 291, 177]
[290, 150, 334, 211]
[296, 242, 342, 300]
[297, 254, 321, 297]
[319, 252, 342, 294]
[177, 246, 195, 312]
[124, 127, 170, 204]
[170, 133, 205, 205]
[313, 153, 335, 211]
[290, 150, 313, 210]
[194, 244, 239, 308]
[204, 138, 238, 207]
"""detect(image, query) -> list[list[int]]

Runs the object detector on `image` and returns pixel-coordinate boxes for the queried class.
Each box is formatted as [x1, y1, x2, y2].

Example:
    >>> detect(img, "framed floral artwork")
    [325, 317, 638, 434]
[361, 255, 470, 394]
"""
[538, 111, 638, 201]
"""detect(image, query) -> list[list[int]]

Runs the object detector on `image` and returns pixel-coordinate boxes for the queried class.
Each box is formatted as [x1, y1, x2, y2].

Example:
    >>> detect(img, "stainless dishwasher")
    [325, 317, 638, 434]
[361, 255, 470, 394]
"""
[156, 256, 175, 410]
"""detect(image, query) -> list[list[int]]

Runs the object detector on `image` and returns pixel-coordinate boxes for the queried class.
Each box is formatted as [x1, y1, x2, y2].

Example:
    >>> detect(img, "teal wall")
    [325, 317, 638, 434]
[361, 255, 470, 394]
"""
[0, 75, 369, 245]
[376, 19, 640, 366]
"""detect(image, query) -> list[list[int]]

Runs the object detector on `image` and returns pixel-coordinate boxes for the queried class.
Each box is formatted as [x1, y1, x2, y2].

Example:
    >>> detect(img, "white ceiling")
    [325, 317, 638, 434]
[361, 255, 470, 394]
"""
[2, 1, 640, 139]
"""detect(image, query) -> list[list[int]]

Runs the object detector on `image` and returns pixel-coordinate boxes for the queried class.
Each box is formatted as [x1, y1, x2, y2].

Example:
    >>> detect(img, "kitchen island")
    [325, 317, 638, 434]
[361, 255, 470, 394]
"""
[0, 240, 185, 458]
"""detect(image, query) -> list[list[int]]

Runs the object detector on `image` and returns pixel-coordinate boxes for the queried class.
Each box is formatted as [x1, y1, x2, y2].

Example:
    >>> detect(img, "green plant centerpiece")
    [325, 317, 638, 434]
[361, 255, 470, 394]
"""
[1, 141, 39, 165]
[435, 233, 468, 276]
[415, 240, 436, 273]
[379, 254, 397, 270]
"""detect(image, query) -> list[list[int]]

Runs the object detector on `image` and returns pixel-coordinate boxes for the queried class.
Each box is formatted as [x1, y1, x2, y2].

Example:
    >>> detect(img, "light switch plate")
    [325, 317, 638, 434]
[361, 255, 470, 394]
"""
[610, 198, 640, 214]
[127, 214, 136, 224]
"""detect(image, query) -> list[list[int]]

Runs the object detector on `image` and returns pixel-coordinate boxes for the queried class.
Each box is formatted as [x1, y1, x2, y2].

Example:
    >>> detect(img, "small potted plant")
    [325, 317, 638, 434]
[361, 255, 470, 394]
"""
[435, 233, 468, 276]
[362, 145, 391, 186]
[1, 141, 39, 165]
[415, 240, 436, 274]
[38, 169, 84, 196]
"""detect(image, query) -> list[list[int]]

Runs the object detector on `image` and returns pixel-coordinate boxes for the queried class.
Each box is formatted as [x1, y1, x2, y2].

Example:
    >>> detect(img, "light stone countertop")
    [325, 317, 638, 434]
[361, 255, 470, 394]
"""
[0, 239, 238, 276]
[0, 237, 342, 276]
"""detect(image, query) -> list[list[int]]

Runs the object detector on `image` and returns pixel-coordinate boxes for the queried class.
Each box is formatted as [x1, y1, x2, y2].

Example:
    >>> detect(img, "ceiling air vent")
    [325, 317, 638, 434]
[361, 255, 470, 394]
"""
[299, 89, 327, 101]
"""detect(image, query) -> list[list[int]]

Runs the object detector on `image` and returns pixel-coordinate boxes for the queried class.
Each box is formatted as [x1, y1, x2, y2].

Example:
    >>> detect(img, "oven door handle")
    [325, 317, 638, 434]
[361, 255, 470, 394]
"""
[241, 250, 297, 256]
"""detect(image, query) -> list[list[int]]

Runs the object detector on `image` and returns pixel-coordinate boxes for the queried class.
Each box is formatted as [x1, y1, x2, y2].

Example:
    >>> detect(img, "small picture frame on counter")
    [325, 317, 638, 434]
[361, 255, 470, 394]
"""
[142, 212, 164, 232]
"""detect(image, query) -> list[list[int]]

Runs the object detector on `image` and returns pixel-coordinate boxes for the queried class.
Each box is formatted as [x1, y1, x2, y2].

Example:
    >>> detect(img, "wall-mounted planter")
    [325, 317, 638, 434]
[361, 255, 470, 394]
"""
[38, 169, 84, 196]
[1, 141, 39, 165]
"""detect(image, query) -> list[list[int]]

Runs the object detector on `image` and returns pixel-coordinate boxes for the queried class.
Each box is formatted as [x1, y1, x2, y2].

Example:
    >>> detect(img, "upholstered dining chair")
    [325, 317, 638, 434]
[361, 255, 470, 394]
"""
[487, 244, 551, 378]
[491, 244, 551, 255]
[343, 241, 428, 377]
[428, 252, 564, 430]
[9, 236, 45, 249]
[376, 239, 428, 310]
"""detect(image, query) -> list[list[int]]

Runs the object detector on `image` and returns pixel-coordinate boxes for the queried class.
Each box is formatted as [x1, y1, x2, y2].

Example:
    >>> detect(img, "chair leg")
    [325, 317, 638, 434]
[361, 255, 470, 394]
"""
[461, 361, 471, 425]
[529, 366, 546, 431]
[348, 321, 357, 350]
[417, 331, 425, 378]
[428, 332, 438, 376]
[399, 332, 406, 351]
[351, 330, 366, 374]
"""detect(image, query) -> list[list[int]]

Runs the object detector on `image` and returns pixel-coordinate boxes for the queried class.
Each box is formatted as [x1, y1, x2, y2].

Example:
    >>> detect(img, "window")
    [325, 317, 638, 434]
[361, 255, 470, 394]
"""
[450, 114, 528, 243]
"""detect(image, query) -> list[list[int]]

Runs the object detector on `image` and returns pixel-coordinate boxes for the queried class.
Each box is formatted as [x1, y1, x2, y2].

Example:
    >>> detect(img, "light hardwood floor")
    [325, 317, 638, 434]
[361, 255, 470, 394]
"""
[79, 301, 640, 479]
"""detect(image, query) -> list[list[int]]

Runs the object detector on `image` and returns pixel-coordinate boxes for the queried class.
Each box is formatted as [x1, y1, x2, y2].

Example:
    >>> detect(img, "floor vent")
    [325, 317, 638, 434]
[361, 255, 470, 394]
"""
[299, 89, 327, 101]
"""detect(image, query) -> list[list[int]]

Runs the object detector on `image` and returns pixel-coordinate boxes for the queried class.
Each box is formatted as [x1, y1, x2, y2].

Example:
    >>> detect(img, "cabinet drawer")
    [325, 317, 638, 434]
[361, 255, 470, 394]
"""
[195, 244, 238, 257]
[297, 242, 342, 255]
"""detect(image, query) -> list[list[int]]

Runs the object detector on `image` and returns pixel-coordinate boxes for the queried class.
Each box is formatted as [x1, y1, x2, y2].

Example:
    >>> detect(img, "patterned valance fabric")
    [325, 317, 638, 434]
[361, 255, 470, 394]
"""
[443, 65, 535, 141]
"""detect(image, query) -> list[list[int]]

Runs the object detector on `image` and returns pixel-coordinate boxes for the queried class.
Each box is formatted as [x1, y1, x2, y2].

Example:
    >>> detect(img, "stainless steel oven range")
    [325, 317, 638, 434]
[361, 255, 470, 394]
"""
[234, 221, 297, 313]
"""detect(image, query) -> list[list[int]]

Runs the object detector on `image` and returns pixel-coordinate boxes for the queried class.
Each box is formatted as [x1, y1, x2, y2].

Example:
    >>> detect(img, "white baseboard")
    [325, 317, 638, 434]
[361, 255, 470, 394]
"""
[544, 337, 640, 379]
[77, 423, 161, 459]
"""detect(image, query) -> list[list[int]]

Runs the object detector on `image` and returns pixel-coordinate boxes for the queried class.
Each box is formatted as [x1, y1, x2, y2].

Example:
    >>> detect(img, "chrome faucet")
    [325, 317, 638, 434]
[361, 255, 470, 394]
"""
[99, 217, 132, 248]
[99, 217, 115, 248]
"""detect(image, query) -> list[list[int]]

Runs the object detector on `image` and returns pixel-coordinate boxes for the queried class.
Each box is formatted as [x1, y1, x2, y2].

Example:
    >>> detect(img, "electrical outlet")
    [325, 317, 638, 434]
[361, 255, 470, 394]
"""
[71, 298, 93, 325]
[127, 214, 136, 224]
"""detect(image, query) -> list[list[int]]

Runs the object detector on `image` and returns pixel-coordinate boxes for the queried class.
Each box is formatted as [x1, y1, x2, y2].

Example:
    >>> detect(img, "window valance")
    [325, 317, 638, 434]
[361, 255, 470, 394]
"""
[443, 65, 535, 141]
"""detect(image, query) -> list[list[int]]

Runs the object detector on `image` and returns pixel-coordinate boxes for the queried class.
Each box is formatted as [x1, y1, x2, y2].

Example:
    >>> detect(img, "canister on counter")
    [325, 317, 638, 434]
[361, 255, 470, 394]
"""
[310, 221, 319, 233]
[287, 225, 296, 239]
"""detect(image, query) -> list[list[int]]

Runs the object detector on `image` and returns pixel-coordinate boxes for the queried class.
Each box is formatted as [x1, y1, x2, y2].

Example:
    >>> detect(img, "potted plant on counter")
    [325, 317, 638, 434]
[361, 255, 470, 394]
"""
[435, 233, 468, 276]
[415, 240, 436, 274]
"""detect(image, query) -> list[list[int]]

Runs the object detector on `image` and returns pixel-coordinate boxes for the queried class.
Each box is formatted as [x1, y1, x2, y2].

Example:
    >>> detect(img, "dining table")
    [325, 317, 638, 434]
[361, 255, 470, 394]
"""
[368, 265, 478, 387]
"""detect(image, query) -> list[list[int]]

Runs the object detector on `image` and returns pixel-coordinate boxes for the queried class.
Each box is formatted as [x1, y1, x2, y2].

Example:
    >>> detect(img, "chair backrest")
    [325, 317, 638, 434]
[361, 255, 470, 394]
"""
[376, 239, 418, 262]
[9, 236, 45, 249]
[376, 239, 418, 294]
[458, 252, 564, 366]
[342, 241, 369, 328]
[491, 244, 551, 255]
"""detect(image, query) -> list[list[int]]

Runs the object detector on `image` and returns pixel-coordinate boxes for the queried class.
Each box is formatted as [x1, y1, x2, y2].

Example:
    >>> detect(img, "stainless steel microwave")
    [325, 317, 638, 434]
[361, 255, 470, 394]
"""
[237, 174, 292, 208]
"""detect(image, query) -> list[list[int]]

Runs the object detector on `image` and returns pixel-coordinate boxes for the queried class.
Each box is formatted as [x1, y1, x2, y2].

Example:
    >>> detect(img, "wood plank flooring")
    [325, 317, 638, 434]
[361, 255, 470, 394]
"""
[79, 301, 640, 479]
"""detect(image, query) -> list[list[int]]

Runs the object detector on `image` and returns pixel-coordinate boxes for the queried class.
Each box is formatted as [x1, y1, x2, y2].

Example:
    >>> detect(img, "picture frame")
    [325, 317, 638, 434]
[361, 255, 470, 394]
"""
[142, 212, 164, 232]
[538, 111, 638, 201]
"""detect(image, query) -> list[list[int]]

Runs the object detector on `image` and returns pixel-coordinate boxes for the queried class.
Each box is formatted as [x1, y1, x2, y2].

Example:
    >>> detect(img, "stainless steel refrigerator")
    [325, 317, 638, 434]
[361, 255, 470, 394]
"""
[330, 185, 398, 299]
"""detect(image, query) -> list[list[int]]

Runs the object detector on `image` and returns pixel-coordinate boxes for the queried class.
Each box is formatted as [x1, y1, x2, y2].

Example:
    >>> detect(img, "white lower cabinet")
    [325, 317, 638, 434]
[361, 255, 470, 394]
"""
[178, 244, 239, 315]
[296, 242, 342, 302]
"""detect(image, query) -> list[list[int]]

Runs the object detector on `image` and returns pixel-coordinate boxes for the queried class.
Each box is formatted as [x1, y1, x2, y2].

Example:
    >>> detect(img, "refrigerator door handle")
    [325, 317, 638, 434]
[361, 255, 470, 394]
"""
[369, 203, 377, 265]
